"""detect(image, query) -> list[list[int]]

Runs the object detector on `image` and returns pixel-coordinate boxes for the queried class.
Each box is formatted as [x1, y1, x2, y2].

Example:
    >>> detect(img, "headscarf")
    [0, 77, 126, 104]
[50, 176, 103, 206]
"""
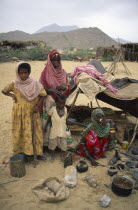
[90, 108, 110, 137]
[39, 50, 69, 90]
[14, 61, 43, 101]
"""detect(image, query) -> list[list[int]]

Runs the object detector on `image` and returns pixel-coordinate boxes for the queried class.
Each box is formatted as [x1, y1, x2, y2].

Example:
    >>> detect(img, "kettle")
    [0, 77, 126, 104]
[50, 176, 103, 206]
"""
[76, 160, 88, 173]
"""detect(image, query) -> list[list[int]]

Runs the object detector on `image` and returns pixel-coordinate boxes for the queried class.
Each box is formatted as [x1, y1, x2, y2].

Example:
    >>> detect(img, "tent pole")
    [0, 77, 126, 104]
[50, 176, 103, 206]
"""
[67, 88, 80, 118]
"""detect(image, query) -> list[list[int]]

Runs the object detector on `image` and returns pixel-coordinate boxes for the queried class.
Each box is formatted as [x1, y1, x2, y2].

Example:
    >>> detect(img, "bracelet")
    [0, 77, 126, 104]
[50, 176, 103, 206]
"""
[110, 130, 115, 133]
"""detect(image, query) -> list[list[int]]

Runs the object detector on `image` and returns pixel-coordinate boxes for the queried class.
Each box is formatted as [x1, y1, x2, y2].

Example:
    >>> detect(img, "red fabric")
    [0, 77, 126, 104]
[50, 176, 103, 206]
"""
[77, 130, 110, 159]
[39, 50, 69, 91]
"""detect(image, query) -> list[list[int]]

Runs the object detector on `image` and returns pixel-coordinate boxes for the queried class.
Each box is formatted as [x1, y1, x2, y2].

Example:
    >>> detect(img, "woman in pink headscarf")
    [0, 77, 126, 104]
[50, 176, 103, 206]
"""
[40, 50, 69, 97]
[39, 50, 70, 147]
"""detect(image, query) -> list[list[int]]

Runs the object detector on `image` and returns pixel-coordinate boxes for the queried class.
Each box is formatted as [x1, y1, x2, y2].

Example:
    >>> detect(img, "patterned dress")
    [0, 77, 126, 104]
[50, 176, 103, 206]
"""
[3, 83, 46, 155]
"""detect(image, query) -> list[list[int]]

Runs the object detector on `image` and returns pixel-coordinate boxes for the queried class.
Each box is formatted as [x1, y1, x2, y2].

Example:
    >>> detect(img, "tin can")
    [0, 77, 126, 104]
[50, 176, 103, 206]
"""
[122, 141, 129, 150]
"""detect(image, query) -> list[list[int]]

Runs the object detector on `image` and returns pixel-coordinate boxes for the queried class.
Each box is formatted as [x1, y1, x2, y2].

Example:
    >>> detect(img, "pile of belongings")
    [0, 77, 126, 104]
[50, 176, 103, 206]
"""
[32, 177, 70, 202]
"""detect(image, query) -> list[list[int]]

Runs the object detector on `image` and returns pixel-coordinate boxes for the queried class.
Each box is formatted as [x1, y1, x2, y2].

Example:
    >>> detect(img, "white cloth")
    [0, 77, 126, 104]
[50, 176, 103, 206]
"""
[48, 106, 67, 139]
[66, 72, 106, 105]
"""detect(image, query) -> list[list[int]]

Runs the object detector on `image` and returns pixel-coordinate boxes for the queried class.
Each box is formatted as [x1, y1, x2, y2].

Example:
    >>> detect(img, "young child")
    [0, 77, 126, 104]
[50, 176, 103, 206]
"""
[2, 62, 46, 160]
[47, 94, 67, 162]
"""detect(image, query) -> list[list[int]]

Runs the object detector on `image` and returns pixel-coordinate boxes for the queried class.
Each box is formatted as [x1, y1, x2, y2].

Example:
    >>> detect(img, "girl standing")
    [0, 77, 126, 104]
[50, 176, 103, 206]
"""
[2, 62, 46, 160]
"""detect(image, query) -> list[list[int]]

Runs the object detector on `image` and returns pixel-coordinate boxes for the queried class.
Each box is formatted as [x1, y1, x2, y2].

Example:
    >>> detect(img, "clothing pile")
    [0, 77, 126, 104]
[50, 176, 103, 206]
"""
[32, 177, 70, 202]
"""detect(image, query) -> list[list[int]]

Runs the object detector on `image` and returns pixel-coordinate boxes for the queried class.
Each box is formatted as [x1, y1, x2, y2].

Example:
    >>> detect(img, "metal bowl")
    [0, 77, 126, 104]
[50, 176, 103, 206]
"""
[112, 175, 134, 196]
[108, 166, 118, 176]
[132, 169, 138, 180]
[125, 161, 138, 171]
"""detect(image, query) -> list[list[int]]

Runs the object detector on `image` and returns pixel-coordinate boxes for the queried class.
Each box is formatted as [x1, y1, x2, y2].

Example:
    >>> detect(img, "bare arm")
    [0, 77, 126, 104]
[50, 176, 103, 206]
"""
[2, 90, 17, 103]
[76, 138, 99, 166]
[33, 96, 44, 113]
[46, 88, 61, 97]
[44, 116, 51, 132]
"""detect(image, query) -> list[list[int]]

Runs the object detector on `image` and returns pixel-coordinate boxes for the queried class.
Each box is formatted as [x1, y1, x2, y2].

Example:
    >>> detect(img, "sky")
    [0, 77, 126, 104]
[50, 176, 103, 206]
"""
[0, 0, 138, 42]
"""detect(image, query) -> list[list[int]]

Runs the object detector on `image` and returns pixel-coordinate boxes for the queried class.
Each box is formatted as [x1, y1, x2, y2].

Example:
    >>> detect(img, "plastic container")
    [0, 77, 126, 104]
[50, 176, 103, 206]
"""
[99, 194, 111, 207]
[85, 174, 97, 187]
[64, 166, 77, 188]
[122, 141, 129, 150]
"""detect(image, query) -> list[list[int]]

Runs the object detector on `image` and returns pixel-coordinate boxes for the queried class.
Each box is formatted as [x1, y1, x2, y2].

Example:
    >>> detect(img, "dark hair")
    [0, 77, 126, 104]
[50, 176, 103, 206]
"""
[18, 63, 31, 74]
[55, 94, 66, 103]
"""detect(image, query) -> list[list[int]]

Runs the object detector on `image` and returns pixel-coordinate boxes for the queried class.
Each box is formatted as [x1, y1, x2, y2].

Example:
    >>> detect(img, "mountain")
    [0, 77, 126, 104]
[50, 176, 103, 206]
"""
[0, 27, 118, 50]
[113, 38, 130, 44]
[35, 23, 79, 33]
[0, 30, 30, 41]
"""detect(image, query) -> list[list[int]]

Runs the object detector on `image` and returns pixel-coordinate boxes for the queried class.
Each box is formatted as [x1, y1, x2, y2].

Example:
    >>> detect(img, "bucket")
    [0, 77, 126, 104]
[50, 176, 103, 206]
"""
[10, 154, 26, 178]
[122, 141, 129, 150]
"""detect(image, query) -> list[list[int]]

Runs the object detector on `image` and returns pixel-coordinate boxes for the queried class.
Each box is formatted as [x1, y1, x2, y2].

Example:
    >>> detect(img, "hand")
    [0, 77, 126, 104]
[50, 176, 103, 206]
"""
[57, 85, 67, 91]
[11, 94, 17, 103]
[51, 89, 62, 97]
[90, 158, 99, 166]
[43, 126, 47, 132]
[33, 105, 39, 113]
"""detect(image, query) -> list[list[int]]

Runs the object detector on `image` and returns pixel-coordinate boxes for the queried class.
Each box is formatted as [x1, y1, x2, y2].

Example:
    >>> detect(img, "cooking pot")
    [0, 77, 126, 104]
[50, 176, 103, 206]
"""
[108, 166, 118, 176]
[76, 160, 88, 173]
[125, 161, 138, 171]
[131, 146, 138, 155]
[112, 175, 134, 197]
[116, 163, 125, 170]
[132, 169, 138, 181]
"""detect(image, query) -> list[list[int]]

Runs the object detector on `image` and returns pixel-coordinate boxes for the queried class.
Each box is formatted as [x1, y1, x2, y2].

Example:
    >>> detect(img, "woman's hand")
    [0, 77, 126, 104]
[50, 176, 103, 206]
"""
[33, 105, 39, 113]
[43, 126, 47, 132]
[11, 94, 17, 103]
[47, 88, 61, 97]
[90, 157, 99, 166]
[51, 89, 62, 97]
[57, 85, 67, 91]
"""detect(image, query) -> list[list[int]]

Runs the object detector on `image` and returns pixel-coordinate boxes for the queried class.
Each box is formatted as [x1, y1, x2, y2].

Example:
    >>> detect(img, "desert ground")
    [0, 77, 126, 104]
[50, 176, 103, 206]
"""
[0, 60, 138, 210]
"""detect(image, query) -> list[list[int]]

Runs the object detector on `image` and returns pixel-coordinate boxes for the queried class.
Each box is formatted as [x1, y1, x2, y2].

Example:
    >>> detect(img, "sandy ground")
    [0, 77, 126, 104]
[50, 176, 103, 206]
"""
[0, 61, 138, 210]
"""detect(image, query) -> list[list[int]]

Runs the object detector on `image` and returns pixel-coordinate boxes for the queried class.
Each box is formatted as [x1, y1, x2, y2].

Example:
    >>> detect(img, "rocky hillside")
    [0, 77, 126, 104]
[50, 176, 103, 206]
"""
[0, 27, 118, 50]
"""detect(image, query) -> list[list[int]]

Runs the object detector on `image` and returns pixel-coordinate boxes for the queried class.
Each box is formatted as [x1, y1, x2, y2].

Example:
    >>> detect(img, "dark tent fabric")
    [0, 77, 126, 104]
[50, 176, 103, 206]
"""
[96, 76, 138, 118]
[96, 91, 138, 117]
[110, 77, 138, 90]
[87, 59, 106, 74]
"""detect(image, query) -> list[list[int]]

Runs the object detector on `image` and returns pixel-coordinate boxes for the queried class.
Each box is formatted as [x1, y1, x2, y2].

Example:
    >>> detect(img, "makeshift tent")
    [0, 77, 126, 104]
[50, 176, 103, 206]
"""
[68, 60, 138, 118]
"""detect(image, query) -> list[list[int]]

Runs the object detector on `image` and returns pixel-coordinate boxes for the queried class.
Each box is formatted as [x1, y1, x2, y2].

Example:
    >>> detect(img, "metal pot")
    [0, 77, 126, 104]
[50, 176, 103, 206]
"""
[112, 175, 134, 197]
[132, 169, 138, 181]
[76, 160, 88, 173]
[108, 166, 118, 176]
[125, 161, 138, 171]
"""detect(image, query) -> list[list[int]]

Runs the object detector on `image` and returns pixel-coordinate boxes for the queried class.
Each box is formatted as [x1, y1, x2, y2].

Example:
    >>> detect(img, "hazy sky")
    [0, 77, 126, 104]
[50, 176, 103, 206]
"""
[0, 0, 138, 42]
